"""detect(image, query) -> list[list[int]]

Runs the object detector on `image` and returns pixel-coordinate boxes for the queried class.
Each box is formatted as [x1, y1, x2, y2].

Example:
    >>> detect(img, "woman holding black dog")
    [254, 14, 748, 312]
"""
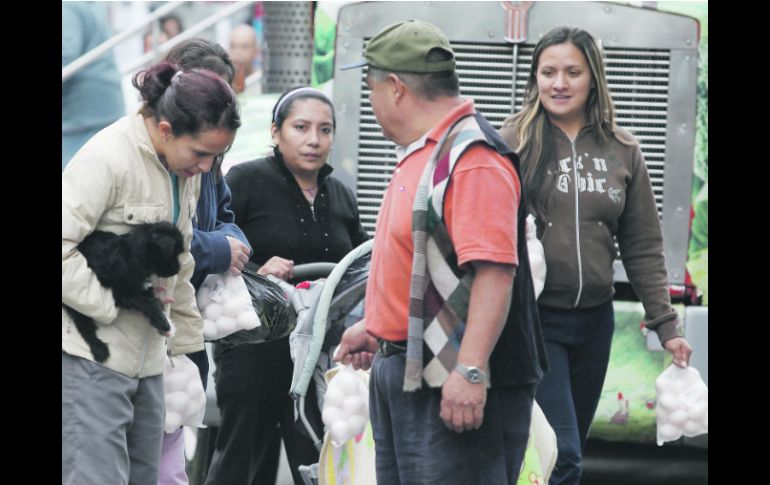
[205, 86, 368, 485]
[62, 61, 240, 484]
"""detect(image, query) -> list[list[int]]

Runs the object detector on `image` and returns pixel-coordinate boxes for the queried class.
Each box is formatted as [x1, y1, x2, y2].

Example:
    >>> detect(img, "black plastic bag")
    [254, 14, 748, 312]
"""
[216, 267, 297, 346]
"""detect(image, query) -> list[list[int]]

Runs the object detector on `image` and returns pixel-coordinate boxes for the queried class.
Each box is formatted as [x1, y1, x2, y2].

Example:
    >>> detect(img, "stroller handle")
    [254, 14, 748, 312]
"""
[292, 262, 337, 280]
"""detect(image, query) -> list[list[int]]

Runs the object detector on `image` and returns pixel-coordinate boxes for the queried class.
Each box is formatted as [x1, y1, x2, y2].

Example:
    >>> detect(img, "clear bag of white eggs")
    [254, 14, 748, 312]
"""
[321, 364, 370, 447]
[526, 214, 546, 299]
[163, 354, 206, 433]
[655, 364, 708, 446]
[197, 272, 261, 341]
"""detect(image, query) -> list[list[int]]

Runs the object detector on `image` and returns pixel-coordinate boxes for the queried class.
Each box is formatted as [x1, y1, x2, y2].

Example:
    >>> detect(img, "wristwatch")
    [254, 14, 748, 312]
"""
[454, 363, 489, 384]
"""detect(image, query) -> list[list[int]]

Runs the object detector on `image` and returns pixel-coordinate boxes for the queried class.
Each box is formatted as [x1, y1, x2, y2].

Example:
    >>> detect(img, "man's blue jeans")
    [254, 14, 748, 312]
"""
[536, 300, 615, 485]
[369, 352, 536, 485]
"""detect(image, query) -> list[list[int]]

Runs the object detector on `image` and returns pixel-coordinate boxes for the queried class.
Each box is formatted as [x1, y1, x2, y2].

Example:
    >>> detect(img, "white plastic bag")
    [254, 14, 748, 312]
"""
[322, 364, 369, 447]
[162, 355, 206, 433]
[197, 272, 261, 341]
[655, 364, 708, 445]
[526, 214, 546, 299]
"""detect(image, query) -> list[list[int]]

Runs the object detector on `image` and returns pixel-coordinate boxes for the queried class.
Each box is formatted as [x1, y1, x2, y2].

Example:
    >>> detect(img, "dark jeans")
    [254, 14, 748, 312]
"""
[370, 352, 535, 485]
[204, 337, 320, 485]
[536, 300, 615, 485]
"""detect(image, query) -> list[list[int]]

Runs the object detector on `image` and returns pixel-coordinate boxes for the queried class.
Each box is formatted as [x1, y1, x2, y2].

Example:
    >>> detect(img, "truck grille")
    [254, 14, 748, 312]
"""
[355, 41, 670, 235]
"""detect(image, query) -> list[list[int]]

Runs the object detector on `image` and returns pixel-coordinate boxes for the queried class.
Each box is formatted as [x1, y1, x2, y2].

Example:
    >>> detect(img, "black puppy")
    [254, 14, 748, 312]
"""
[64, 222, 184, 363]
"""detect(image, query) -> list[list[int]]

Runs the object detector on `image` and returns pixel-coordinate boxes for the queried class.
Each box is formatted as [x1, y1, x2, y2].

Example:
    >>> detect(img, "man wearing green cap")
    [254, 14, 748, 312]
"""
[334, 20, 546, 484]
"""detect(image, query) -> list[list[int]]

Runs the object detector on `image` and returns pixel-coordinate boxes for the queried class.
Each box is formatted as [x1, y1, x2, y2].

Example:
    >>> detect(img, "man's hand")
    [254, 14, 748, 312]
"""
[440, 371, 486, 432]
[664, 336, 692, 368]
[226, 236, 251, 276]
[333, 319, 378, 370]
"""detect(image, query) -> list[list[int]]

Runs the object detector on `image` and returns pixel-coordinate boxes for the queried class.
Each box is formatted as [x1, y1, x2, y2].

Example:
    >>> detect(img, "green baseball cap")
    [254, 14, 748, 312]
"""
[340, 20, 455, 73]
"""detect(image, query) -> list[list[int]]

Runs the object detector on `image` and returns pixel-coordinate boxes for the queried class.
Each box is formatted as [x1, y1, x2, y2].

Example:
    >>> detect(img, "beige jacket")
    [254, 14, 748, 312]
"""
[62, 114, 203, 378]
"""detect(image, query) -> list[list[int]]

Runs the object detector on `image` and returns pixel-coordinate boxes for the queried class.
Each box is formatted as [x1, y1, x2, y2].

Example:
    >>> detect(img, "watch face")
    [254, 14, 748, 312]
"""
[468, 369, 481, 383]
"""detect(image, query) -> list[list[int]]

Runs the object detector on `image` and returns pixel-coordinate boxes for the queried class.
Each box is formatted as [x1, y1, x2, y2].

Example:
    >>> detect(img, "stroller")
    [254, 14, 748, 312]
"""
[281, 239, 557, 485]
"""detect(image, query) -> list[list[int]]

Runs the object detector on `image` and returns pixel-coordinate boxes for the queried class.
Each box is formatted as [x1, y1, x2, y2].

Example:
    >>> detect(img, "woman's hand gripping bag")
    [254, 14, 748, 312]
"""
[163, 354, 206, 433]
[526, 215, 546, 299]
[322, 364, 370, 447]
[197, 273, 261, 341]
[655, 364, 708, 445]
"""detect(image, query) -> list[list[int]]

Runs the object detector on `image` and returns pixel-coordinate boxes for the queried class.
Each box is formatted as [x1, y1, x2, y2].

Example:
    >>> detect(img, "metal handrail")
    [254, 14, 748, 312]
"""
[62, 1, 257, 83]
[62, 1, 185, 82]
[119, 1, 256, 76]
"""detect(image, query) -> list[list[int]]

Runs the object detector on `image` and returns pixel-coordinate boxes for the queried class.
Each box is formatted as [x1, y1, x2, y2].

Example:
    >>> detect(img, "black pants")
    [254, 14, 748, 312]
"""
[204, 336, 320, 485]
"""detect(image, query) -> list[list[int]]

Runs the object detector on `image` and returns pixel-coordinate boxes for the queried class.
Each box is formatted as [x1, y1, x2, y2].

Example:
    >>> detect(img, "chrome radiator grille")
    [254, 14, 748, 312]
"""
[356, 41, 670, 234]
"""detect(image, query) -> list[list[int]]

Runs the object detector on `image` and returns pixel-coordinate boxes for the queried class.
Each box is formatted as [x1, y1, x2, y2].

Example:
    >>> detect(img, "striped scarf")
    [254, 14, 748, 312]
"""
[403, 114, 496, 391]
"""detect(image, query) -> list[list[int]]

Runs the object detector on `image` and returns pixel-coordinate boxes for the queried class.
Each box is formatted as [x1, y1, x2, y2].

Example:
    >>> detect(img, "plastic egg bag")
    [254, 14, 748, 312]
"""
[655, 364, 708, 445]
[197, 272, 261, 341]
[162, 355, 206, 433]
[526, 214, 546, 299]
[322, 364, 370, 447]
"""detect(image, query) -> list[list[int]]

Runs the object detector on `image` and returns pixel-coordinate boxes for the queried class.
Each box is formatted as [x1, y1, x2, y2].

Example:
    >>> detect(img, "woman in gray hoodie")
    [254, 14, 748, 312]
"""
[499, 26, 692, 485]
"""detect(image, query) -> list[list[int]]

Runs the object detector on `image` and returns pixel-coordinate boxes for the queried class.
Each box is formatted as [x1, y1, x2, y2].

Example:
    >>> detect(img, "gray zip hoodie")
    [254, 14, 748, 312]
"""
[499, 123, 679, 344]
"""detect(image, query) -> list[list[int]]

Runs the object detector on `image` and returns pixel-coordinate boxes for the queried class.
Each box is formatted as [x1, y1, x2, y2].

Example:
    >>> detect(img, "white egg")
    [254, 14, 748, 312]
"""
[236, 309, 260, 329]
[658, 423, 681, 442]
[216, 316, 237, 336]
[325, 386, 345, 408]
[342, 395, 365, 415]
[197, 287, 212, 309]
[165, 411, 183, 432]
[655, 376, 670, 395]
[669, 379, 686, 396]
[185, 361, 200, 379]
[657, 393, 678, 412]
[669, 409, 688, 426]
[688, 401, 707, 421]
[166, 392, 189, 414]
[331, 420, 353, 443]
[204, 302, 223, 321]
[203, 319, 219, 340]
[332, 370, 362, 396]
[680, 367, 702, 386]
[682, 420, 702, 435]
[164, 372, 188, 393]
[223, 297, 245, 317]
[322, 406, 343, 426]
[702, 415, 707, 429]
[186, 380, 203, 399]
[655, 407, 669, 424]
[183, 398, 204, 421]
[347, 414, 368, 435]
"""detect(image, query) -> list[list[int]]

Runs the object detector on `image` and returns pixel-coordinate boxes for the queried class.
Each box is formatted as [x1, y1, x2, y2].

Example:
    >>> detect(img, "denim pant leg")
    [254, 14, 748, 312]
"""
[536, 340, 582, 485]
[571, 303, 614, 449]
[536, 301, 615, 485]
[370, 353, 535, 485]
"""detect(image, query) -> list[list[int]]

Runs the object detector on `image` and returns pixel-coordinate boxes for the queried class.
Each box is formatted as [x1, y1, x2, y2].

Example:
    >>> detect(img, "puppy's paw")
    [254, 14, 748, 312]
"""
[164, 319, 176, 338]
[92, 341, 110, 363]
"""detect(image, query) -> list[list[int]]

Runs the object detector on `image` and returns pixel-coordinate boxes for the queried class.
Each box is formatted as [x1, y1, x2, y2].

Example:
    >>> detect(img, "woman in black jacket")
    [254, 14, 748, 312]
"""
[205, 86, 368, 485]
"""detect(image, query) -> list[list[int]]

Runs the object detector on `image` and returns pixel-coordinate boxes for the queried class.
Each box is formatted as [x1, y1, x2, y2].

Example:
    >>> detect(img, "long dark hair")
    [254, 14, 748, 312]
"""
[133, 61, 241, 139]
[501, 27, 628, 218]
